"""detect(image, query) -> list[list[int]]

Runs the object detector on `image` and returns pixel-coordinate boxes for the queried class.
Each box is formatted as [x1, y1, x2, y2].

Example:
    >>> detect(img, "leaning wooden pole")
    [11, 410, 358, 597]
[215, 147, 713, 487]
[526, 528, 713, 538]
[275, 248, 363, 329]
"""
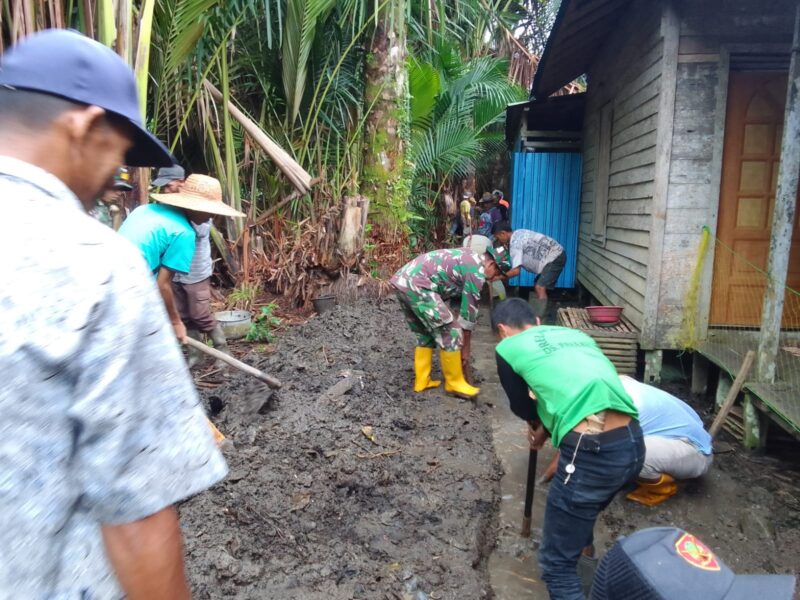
[203, 80, 313, 195]
[709, 350, 755, 440]
[757, 5, 800, 382]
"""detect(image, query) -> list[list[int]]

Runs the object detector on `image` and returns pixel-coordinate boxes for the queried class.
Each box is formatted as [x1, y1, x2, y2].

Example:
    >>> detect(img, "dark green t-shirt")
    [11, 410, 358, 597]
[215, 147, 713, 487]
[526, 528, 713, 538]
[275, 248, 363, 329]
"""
[495, 326, 637, 448]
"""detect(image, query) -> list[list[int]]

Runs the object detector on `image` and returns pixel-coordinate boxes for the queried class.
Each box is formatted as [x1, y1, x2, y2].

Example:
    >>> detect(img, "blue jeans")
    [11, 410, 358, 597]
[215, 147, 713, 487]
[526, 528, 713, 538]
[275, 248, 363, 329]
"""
[539, 421, 644, 600]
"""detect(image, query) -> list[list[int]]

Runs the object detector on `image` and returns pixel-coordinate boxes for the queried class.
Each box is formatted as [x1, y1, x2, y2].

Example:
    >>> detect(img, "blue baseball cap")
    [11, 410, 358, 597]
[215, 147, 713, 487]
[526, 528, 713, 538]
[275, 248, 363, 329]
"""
[0, 28, 172, 167]
[591, 527, 795, 600]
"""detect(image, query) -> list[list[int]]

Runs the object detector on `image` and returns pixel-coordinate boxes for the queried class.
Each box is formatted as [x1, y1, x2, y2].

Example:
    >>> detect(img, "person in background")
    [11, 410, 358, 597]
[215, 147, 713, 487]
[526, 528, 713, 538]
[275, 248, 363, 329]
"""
[154, 166, 232, 367]
[119, 174, 245, 344]
[493, 220, 566, 322]
[391, 246, 510, 399]
[152, 163, 185, 193]
[492, 298, 643, 600]
[459, 191, 476, 237]
[89, 166, 132, 229]
[477, 193, 502, 237]
[0, 29, 227, 599]
[494, 189, 510, 221]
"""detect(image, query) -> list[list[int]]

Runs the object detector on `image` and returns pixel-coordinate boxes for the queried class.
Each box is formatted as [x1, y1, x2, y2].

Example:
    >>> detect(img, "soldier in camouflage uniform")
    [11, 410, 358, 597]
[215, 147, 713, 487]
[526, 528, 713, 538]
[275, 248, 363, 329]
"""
[391, 246, 510, 398]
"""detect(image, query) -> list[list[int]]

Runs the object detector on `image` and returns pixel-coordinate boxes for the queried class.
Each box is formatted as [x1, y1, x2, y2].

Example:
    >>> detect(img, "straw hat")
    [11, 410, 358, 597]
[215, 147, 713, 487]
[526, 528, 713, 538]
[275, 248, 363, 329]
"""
[150, 174, 246, 218]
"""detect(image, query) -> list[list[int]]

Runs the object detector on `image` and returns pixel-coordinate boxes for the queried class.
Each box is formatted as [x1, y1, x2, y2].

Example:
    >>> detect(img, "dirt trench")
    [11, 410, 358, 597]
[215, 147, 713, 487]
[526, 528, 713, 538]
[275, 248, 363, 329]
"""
[181, 298, 502, 599]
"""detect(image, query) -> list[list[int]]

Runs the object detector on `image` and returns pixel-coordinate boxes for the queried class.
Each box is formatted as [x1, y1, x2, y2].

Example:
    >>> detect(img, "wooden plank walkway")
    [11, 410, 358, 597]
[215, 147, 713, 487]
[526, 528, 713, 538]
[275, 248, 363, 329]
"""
[557, 307, 639, 375]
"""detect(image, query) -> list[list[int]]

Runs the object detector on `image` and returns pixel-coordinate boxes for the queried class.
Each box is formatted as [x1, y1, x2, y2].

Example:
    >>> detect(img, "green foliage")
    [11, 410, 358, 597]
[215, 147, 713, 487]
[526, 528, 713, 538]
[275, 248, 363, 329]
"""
[246, 304, 282, 342]
[228, 282, 261, 311]
[406, 46, 525, 246]
[408, 57, 440, 128]
[282, 0, 337, 124]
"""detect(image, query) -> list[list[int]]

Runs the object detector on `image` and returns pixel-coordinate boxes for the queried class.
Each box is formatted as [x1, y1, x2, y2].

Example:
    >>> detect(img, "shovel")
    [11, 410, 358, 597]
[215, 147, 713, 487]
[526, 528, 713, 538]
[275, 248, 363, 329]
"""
[185, 336, 282, 389]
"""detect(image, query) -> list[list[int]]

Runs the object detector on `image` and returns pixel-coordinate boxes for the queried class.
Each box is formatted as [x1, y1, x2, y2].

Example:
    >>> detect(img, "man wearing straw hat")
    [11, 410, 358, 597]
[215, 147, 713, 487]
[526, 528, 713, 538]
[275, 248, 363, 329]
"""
[151, 165, 233, 366]
[119, 173, 245, 344]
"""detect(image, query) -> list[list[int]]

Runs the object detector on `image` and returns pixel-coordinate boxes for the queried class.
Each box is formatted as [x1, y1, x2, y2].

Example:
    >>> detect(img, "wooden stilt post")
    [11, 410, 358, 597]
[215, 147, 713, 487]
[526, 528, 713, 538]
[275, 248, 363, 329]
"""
[757, 5, 800, 383]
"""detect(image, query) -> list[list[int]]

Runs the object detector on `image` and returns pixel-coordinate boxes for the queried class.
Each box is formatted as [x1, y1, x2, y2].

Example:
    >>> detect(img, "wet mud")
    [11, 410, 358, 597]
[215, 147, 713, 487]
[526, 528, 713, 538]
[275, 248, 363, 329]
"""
[181, 297, 800, 599]
[181, 298, 501, 599]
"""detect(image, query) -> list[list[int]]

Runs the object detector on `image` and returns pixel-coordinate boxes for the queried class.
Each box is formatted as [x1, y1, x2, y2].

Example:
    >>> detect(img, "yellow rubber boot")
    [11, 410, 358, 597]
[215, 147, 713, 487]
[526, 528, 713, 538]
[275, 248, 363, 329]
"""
[626, 474, 678, 506]
[440, 350, 480, 399]
[414, 347, 441, 392]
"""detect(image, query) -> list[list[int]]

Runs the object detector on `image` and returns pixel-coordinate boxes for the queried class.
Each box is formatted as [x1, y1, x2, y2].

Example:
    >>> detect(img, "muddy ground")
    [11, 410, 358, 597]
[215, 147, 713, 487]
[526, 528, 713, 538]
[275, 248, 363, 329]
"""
[181, 297, 800, 599]
[181, 298, 501, 599]
[599, 377, 800, 579]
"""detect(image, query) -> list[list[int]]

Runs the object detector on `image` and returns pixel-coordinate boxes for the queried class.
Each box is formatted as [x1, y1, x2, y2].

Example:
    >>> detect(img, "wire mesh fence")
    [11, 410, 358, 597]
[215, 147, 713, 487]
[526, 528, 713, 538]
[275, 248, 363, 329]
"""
[678, 226, 800, 433]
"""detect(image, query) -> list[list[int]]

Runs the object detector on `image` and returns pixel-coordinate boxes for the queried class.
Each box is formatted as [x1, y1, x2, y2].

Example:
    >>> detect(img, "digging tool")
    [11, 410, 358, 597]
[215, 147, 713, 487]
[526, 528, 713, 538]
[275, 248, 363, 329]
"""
[184, 337, 282, 389]
[521, 446, 538, 537]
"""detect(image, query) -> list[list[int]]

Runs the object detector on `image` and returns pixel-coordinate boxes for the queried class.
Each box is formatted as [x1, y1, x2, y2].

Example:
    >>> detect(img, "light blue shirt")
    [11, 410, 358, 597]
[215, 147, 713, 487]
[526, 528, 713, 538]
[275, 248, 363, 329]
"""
[118, 203, 195, 274]
[621, 376, 713, 455]
[0, 156, 227, 598]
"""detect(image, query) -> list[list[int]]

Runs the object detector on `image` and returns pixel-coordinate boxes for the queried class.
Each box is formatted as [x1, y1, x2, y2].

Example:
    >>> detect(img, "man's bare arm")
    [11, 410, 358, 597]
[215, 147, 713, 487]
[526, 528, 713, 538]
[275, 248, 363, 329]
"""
[156, 267, 187, 343]
[102, 506, 191, 600]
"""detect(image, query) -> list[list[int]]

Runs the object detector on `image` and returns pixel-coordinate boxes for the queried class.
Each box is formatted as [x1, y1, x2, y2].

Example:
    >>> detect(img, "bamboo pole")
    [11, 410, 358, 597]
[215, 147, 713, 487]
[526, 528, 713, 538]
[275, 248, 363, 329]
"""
[202, 80, 314, 195]
[133, 0, 155, 115]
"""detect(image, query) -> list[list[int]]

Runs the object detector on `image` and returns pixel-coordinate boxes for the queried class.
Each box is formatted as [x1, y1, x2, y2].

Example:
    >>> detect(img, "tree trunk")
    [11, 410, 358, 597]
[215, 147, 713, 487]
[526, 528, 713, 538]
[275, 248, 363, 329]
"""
[359, 0, 410, 238]
[338, 195, 370, 266]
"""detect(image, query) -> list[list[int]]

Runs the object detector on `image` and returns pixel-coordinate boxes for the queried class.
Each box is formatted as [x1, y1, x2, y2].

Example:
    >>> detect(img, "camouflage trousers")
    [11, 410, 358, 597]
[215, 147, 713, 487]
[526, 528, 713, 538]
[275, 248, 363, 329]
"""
[394, 287, 463, 351]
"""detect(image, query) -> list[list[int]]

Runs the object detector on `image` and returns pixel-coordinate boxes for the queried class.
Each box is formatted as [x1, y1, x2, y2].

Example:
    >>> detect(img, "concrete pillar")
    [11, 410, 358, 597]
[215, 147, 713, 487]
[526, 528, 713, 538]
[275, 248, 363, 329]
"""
[691, 353, 710, 395]
[644, 350, 663, 384]
[743, 393, 767, 450]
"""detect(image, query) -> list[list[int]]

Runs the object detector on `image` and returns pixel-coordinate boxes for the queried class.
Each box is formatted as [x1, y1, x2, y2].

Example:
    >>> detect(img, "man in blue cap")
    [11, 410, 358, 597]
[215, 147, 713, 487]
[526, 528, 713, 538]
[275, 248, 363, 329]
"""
[591, 527, 795, 599]
[0, 29, 227, 599]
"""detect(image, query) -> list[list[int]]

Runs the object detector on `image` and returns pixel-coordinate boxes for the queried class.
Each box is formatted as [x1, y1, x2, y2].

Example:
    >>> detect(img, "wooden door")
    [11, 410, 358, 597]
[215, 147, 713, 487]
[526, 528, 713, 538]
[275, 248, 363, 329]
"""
[710, 72, 800, 326]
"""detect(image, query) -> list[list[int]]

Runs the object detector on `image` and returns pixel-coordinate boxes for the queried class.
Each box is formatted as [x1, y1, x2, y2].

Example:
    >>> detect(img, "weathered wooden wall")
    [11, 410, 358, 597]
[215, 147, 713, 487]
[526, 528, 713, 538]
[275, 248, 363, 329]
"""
[577, 0, 664, 329]
[578, 0, 797, 349]
[654, 0, 797, 348]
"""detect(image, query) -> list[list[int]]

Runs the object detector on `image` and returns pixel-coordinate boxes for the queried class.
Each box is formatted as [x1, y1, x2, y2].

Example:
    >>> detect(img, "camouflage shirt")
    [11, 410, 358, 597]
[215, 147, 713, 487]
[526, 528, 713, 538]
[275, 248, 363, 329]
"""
[390, 248, 486, 330]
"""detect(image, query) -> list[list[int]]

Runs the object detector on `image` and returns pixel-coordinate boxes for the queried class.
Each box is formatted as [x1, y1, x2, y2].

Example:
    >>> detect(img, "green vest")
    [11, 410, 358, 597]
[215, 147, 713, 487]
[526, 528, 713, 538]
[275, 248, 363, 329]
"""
[496, 326, 637, 448]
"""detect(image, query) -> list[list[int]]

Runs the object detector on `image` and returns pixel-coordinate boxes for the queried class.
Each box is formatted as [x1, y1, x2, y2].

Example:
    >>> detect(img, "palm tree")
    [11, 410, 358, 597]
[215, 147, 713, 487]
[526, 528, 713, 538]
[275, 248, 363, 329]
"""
[407, 45, 525, 246]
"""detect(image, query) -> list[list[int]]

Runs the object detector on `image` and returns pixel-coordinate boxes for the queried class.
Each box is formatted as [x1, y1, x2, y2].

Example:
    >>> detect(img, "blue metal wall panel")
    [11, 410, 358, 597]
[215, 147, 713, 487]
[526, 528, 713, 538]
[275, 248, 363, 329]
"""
[507, 152, 582, 288]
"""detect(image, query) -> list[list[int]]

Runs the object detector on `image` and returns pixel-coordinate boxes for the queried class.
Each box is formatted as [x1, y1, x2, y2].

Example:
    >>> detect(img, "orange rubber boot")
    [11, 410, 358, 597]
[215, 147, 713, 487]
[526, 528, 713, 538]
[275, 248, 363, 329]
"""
[626, 474, 678, 506]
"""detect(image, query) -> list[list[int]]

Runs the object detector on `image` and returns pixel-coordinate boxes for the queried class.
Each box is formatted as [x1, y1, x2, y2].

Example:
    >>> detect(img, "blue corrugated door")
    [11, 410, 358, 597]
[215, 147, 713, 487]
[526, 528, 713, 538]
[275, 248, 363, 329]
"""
[508, 152, 582, 288]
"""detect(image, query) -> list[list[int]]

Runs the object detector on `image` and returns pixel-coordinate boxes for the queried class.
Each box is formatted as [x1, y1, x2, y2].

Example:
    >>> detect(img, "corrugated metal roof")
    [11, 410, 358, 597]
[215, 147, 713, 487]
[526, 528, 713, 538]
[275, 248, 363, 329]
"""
[532, 0, 632, 99]
[509, 152, 582, 288]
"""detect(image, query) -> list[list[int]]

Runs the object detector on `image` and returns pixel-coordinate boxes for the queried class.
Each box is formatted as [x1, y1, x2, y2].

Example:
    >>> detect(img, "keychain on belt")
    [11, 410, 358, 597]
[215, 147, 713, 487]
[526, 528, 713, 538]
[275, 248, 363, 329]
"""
[564, 431, 587, 485]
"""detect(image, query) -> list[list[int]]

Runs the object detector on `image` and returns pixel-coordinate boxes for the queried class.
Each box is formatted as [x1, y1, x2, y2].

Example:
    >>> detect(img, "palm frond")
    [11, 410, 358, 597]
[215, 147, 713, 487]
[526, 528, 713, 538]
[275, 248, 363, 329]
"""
[282, 0, 336, 124]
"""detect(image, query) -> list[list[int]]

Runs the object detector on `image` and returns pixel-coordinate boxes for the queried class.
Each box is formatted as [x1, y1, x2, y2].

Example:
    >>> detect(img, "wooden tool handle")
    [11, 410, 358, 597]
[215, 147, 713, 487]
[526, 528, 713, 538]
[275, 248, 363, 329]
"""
[521, 447, 538, 537]
[709, 350, 754, 440]
[185, 337, 282, 389]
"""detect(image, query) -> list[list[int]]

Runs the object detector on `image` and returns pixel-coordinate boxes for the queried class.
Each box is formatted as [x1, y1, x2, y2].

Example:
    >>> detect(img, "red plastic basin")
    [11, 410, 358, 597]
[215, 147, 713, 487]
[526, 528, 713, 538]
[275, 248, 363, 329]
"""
[586, 305, 624, 325]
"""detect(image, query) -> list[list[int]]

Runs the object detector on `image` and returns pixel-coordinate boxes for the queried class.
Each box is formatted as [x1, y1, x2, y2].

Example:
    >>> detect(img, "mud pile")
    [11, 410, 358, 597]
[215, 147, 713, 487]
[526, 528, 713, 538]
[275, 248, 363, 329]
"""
[182, 298, 501, 599]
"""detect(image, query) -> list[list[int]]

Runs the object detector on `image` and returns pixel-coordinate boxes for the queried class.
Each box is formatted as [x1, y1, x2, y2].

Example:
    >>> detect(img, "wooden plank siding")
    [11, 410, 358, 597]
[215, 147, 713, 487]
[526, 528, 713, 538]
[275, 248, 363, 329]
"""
[653, 0, 798, 348]
[577, 0, 665, 330]
[569, 0, 800, 349]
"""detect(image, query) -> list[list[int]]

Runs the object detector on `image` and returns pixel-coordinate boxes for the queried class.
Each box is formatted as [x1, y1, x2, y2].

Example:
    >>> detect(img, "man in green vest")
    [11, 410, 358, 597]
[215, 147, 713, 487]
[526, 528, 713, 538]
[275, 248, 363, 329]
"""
[492, 298, 643, 600]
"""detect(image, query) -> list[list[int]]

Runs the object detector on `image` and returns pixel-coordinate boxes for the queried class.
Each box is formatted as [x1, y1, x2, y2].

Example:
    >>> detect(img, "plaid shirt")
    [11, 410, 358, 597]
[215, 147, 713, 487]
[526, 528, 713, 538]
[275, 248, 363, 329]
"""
[0, 157, 227, 598]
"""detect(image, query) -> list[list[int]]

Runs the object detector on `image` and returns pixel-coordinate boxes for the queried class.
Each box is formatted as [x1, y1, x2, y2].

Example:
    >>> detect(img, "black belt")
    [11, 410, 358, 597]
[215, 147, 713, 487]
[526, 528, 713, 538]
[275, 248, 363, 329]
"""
[561, 420, 641, 447]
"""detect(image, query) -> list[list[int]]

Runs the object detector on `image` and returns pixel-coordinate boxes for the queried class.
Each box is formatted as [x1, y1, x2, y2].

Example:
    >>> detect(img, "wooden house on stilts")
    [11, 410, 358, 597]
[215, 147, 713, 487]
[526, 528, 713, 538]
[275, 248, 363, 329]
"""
[507, 0, 800, 446]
